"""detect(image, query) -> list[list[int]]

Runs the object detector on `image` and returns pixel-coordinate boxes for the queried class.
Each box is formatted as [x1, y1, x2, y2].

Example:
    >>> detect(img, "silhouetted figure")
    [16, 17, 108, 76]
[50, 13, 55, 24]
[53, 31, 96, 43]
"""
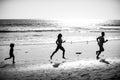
[50, 33, 66, 60]
[96, 32, 108, 60]
[4, 43, 15, 64]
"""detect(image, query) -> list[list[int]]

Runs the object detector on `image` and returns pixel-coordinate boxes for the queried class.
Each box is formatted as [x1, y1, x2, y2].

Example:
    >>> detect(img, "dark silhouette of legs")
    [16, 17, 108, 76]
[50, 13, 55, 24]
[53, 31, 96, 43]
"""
[12, 55, 15, 64]
[59, 46, 66, 59]
[96, 45, 104, 60]
[96, 51, 101, 59]
[50, 46, 66, 60]
[4, 57, 11, 60]
[4, 55, 15, 64]
[50, 46, 59, 59]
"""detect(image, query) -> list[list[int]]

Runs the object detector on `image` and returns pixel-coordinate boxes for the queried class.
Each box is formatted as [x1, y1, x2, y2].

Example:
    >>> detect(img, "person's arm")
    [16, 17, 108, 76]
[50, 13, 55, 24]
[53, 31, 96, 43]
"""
[56, 39, 58, 44]
[96, 37, 99, 42]
[104, 39, 108, 43]
[62, 40, 66, 43]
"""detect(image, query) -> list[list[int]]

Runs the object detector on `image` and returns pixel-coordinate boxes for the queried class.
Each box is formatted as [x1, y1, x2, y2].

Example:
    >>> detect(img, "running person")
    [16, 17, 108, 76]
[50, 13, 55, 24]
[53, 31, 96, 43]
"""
[96, 32, 108, 60]
[50, 33, 66, 60]
[4, 43, 15, 64]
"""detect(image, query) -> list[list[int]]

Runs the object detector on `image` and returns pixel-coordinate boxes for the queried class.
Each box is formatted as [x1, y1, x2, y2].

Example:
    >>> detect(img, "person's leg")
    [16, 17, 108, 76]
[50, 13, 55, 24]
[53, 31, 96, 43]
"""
[96, 51, 99, 55]
[96, 43, 100, 56]
[96, 45, 101, 59]
[50, 46, 59, 59]
[12, 55, 15, 64]
[60, 46, 66, 59]
[96, 45, 104, 60]
[96, 43, 101, 55]
[101, 46, 104, 52]
[4, 57, 11, 60]
[96, 51, 101, 60]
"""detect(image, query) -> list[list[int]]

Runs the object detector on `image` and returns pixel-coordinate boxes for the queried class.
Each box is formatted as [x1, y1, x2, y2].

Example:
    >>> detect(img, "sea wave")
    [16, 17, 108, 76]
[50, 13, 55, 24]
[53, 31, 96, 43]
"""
[0, 27, 63, 33]
[0, 35, 120, 46]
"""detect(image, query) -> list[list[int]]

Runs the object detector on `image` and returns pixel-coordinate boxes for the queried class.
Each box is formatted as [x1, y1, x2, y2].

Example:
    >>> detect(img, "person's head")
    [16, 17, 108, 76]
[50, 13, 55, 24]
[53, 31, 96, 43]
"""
[10, 43, 14, 47]
[58, 33, 62, 39]
[101, 32, 105, 36]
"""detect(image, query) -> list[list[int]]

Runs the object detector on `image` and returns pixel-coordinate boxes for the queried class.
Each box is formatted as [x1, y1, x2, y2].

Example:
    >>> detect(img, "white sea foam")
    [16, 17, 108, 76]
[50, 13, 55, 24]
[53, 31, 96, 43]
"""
[0, 24, 120, 46]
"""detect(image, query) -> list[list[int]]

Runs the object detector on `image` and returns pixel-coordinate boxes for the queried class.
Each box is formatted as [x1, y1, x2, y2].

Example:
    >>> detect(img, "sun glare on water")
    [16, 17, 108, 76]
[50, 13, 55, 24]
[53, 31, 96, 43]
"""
[57, 19, 105, 27]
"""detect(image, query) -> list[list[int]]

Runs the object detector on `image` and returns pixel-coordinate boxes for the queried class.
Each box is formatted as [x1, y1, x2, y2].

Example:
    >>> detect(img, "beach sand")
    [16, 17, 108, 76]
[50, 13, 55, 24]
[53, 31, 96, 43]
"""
[0, 40, 120, 80]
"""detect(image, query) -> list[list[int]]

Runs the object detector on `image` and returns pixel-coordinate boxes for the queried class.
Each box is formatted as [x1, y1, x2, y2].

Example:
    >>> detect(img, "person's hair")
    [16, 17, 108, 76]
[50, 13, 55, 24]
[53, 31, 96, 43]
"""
[58, 33, 62, 39]
[10, 43, 14, 47]
[101, 32, 105, 36]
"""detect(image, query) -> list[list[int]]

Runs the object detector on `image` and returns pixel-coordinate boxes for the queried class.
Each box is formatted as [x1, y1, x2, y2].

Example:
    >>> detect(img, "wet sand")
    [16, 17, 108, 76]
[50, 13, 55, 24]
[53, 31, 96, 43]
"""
[0, 40, 120, 80]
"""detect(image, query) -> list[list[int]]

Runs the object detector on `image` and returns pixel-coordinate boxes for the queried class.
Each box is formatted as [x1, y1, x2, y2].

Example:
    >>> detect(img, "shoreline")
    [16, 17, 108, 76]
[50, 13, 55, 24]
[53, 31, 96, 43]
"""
[0, 37, 120, 46]
[0, 39, 120, 61]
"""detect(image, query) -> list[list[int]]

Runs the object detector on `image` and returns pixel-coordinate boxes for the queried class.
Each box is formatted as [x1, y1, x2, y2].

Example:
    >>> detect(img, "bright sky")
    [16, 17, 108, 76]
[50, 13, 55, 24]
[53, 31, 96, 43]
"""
[0, 0, 120, 25]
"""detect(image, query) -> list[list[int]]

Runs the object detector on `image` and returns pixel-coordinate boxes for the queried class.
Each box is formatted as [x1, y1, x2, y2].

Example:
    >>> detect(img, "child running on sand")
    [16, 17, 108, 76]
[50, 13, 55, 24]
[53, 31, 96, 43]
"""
[96, 32, 108, 60]
[4, 43, 15, 64]
[50, 33, 66, 60]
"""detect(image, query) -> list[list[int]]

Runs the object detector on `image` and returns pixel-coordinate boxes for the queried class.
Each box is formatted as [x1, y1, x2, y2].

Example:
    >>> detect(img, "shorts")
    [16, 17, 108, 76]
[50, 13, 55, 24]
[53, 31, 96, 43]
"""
[99, 45, 104, 51]
[10, 53, 14, 58]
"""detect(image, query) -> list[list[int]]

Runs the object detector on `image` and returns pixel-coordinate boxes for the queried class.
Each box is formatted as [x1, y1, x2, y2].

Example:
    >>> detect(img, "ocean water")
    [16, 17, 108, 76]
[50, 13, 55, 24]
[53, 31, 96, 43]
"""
[0, 20, 120, 46]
